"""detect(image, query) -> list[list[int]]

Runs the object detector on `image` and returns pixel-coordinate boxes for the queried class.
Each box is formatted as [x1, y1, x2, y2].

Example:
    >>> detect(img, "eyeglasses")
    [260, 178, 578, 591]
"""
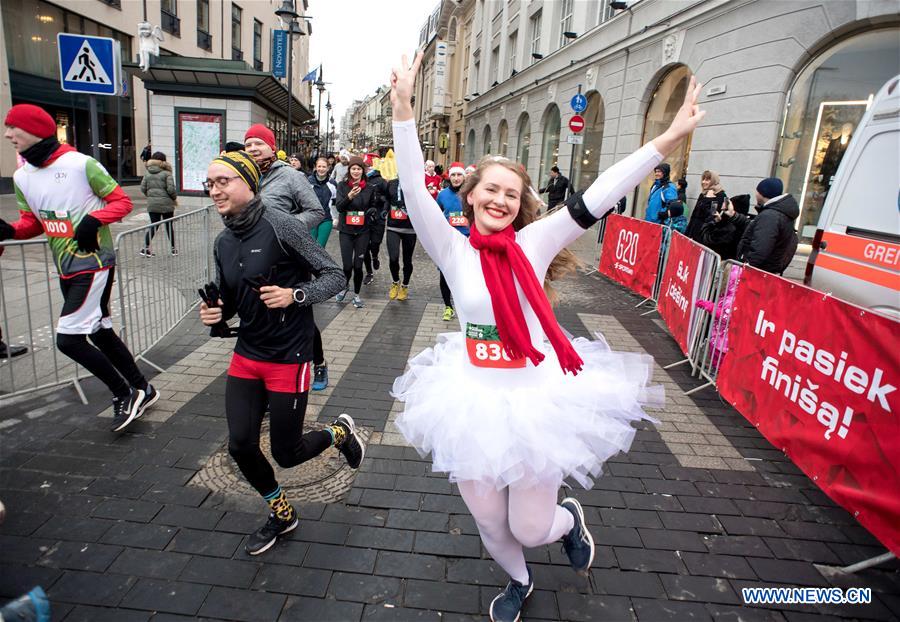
[202, 175, 240, 192]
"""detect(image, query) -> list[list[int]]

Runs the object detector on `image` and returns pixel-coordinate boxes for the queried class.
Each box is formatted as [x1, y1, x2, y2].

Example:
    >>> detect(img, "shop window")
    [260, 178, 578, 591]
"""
[573, 92, 604, 193]
[516, 112, 531, 175]
[775, 28, 900, 238]
[636, 64, 692, 216]
[538, 104, 560, 185]
[497, 119, 509, 157]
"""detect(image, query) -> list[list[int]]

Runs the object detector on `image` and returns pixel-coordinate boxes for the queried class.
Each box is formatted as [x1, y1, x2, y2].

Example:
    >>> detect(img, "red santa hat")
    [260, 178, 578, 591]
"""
[465, 164, 477, 175]
[448, 161, 465, 175]
[244, 124, 276, 150]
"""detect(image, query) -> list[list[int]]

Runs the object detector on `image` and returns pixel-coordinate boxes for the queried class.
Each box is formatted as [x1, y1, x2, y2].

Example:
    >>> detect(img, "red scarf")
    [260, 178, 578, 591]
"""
[468, 224, 583, 375]
[349, 177, 366, 190]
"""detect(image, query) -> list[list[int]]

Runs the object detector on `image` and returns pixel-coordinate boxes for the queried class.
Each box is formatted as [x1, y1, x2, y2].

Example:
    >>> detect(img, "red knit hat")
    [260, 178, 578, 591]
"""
[244, 124, 276, 150]
[4, 104, 56, 139]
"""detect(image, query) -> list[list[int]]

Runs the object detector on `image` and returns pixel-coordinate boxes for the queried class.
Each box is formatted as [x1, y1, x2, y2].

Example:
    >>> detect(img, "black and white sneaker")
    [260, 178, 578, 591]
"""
[111, 388, 145, 432]
[332, 413, 365, 469]
[245, 512, 298, 556]
[490, 567, 533, 622]
[136, 384, 160, 418]
[560, 497, 595, 574]
[363, 273, 375, 286]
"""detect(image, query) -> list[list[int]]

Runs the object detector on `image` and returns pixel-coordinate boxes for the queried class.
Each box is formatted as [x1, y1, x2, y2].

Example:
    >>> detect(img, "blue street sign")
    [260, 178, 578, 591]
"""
[272, 30, 287, 78]
[58, 33, 120, 96]
[570, 93, 587, 113]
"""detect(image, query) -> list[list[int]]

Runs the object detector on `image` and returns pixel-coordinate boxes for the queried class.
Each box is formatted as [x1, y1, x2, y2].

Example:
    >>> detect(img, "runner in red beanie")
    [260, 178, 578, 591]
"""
[244, 124, 276, 151]
[3, 104, 56, 140]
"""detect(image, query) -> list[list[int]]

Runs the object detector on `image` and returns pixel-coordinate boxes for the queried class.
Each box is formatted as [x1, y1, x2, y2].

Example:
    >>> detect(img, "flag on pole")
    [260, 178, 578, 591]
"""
[302, 65, 320, 82]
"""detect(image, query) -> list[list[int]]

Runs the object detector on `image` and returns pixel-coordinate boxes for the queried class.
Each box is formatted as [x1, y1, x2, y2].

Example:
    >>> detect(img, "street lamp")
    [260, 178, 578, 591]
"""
[324, 96, 332, 154]
[274, 0, 309, 153]
[315, 79, 326, 157]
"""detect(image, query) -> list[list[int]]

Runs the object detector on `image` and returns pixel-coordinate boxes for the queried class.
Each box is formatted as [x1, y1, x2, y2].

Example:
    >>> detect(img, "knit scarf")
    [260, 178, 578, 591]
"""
[222, 195, 265, 237]
[20, 137, 74, 167]
[468, 223, 583, 375]
[257, 155, 277, 175]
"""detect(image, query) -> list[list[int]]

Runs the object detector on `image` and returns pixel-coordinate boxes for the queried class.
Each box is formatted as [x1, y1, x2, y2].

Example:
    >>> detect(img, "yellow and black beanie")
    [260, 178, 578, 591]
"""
[213, 151, 261, 193]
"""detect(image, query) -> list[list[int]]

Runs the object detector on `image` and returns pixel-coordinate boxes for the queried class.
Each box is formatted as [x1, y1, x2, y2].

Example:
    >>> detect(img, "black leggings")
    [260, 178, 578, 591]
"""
[313, 325, 324, 366]
[55, 269, 146, 397]
[144, 211, 175, 249]
[339, 230, 370, 294]
[439, 272, 453, 308]
[386, 230, 417, 285]
[364, 222, 385, 275]
[226, 376, 332, 496]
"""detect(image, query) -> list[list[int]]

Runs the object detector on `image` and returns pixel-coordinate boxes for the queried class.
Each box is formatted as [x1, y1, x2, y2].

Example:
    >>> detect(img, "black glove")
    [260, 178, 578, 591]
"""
[0, 218, 14, 241]
[198, 282, 236, 338]
[73, 214, 101, 253]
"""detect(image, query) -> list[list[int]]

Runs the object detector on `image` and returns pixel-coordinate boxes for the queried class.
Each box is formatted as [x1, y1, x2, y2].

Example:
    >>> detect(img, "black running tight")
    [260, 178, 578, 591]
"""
[439, 271, 453, 308]
[225, 376, 332, 496]
[387, 230, 417, 285]
[57, 329, 147, 398]
[339, 231, 370, 294]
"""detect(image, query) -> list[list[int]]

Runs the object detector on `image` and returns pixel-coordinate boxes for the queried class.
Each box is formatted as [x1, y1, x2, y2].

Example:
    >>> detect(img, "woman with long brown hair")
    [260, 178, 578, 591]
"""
[390, 52, 705, 622]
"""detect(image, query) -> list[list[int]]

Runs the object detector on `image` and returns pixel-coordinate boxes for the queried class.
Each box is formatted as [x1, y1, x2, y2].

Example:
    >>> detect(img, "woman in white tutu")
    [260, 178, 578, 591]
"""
[390, 52, 705, 622]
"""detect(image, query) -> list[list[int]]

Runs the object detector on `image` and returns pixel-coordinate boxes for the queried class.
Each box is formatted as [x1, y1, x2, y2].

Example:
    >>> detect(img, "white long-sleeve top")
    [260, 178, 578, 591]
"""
[393, 119, 663, 378]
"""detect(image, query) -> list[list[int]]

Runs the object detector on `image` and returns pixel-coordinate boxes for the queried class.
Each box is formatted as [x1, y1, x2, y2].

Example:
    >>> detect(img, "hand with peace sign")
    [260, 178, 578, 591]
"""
[391, 51, 423, 123]
[652, 75, 707, 157]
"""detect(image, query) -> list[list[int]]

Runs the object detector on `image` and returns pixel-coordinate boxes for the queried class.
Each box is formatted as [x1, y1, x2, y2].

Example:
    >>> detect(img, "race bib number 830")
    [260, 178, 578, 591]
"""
[465, 323, 525, 369]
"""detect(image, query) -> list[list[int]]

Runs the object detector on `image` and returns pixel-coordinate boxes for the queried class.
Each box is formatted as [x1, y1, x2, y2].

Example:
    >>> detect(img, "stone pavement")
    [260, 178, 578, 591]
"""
[1, 237, 898, 622]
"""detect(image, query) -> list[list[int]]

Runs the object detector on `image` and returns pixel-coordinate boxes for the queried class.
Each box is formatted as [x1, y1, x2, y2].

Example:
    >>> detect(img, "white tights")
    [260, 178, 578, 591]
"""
[457, 480, 575, 585]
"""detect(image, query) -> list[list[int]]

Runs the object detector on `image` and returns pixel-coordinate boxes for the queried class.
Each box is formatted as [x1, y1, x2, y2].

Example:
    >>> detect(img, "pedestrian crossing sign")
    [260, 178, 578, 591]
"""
[58, 33, 121, 95]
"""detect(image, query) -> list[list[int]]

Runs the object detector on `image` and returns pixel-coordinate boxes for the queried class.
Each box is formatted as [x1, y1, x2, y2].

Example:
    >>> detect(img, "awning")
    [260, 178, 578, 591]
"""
[123, 56, 313, 125]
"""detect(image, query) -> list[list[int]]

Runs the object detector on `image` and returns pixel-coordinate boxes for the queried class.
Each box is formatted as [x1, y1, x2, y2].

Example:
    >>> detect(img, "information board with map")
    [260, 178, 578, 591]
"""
[177, 112, 223, 193]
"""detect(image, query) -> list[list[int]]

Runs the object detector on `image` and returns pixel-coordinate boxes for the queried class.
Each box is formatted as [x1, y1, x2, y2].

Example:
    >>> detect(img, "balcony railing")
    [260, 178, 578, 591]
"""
[161, 9, 180, 37]
[197, 29, 212, 51]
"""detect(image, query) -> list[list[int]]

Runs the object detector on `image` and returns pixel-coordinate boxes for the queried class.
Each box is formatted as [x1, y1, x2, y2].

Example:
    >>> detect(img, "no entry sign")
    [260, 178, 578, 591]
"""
[569, 114, 585, 133]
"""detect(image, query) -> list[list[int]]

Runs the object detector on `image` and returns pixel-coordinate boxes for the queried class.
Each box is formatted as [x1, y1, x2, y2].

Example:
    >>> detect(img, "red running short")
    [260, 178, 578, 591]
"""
[228, 352, 311, 394]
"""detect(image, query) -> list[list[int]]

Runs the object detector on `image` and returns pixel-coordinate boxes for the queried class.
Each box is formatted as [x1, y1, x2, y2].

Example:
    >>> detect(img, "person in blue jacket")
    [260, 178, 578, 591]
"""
[435, 162, 468, 321]
[645, 162, 678, 223]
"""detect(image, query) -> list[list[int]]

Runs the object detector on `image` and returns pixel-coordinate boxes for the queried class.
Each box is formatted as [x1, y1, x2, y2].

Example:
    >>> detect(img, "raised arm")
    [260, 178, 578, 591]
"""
[391, 52, 457, 267]
[521, 76, 706, 263]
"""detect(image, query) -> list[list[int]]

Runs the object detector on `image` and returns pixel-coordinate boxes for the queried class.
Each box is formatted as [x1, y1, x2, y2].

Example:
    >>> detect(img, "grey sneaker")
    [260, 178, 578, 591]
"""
[335, 289, 348, 303]
[352, 295, 365, 308]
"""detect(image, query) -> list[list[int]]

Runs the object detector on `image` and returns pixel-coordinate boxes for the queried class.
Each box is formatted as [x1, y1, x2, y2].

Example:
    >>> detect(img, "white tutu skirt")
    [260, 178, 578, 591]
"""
[391, 332, 664, 491]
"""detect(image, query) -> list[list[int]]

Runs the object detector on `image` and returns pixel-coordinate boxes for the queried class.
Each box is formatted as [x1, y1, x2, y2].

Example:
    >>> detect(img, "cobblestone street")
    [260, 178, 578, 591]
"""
[1, 230, 897, 621]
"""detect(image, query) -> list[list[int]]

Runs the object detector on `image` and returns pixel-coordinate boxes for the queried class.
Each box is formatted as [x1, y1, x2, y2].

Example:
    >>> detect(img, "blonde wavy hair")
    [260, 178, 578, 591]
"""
[459, 155, 582, 305]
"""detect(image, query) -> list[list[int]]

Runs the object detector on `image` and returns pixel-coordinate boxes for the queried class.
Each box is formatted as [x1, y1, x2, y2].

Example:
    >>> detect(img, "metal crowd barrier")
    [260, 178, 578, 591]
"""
[0, 239, 88, 404]
[682, 259, 744, 395]
[114, 206, 221, 371]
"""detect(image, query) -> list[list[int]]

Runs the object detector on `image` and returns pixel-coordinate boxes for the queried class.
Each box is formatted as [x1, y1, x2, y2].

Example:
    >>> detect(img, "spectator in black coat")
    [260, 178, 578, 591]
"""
[735, 178, 799, 274]
[686, 170, 727, 241]
[539, 166, 570, 208]
[697, 194, 750, 261]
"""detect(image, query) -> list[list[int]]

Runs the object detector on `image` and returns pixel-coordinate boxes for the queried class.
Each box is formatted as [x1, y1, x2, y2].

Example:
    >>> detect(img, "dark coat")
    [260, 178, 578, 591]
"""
[335, 180, 376, 234]
[686, 190, 726, 241]
[736, 194, 800, 273]
[140, 160, 177, 214]
[540, 174, 570, 207]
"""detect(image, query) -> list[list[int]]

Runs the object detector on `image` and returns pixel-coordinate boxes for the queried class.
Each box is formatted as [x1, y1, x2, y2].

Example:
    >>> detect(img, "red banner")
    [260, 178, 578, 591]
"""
[658, 232, 703, 355]
[718, 267, 900, 555]
[599, 215, 663, 299]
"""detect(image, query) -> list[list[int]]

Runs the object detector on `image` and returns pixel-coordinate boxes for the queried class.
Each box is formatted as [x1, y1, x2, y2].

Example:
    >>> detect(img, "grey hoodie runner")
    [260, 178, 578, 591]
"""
[258, 159, 326, 229]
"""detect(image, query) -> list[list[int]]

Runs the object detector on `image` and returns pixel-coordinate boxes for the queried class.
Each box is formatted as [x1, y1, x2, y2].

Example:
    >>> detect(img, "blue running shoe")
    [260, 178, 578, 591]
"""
[489, 567, 533, 622]
[0, 586, 51, 622]
[312, 364, 329, 391]
[561, 497, 595, 575]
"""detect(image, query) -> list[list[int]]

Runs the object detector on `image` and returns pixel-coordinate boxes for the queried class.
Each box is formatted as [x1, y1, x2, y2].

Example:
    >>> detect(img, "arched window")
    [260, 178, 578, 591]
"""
[465, 128, 476, 165]
[572, 92, 604, 192]
[775, 27, 900, 238]
[483, 125, 492, 156]
[636, 65, 692, 216]
[516, 113, 531, 174]
[538, 104, 561, 185]
[497, 119, 509, 157]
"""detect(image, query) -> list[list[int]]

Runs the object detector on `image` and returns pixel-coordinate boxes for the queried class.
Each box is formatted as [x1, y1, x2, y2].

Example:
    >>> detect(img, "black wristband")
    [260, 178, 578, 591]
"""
[565, 191, 601, 229]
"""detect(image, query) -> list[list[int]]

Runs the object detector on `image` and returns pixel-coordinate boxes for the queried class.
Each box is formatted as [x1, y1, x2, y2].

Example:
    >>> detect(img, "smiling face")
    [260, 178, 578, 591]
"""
[243, 137, 274, 162]
[349, 164, 363, 182]
[315, 159, 329, 177]
[465, 164, 523, 234]
[701, 176, 711, 191]
[654, 169, 663, 180]
[3, 125, 42, 153]
[207, 162, 253, 217]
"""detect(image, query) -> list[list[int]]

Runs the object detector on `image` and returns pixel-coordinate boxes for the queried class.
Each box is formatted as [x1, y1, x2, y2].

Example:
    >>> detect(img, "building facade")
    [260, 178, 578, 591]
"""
[1, 0, 313, 191]
[451, 0, 898, 238]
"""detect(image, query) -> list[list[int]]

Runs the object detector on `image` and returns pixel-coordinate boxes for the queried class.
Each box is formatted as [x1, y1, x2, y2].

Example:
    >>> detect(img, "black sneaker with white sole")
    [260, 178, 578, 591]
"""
[333, 413, 365, 469]
[245, 512, 299, 556]
[136, 384, 160, 418]
[490, 566, 533, 622]
[111, 388, 145, 432]
[560, 497, 595, 574]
